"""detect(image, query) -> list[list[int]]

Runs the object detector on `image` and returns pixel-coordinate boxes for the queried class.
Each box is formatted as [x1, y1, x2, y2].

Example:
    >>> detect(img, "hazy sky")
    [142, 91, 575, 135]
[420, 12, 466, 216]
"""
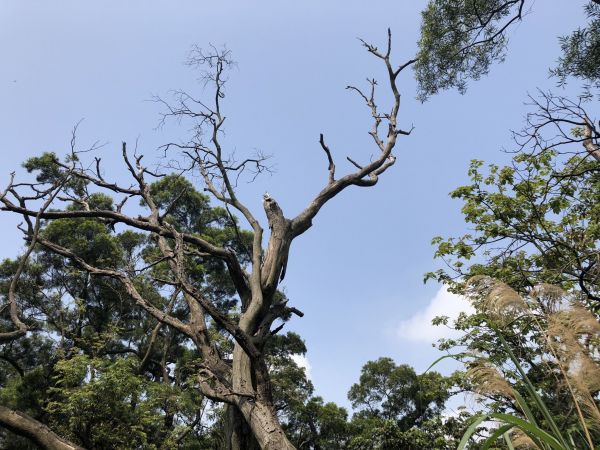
[0, 1, 587, 410]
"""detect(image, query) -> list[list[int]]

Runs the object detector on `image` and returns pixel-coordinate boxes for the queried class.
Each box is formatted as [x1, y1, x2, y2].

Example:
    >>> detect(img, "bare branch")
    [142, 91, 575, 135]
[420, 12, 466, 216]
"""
[291, 31, 408, 237]
[0, 405, 84, 450]
[319, 134, 336, 184]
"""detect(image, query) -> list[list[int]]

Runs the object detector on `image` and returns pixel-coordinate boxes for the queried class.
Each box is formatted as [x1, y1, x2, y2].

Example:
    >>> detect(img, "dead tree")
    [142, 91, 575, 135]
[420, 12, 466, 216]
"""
[0, 31, 414, 450]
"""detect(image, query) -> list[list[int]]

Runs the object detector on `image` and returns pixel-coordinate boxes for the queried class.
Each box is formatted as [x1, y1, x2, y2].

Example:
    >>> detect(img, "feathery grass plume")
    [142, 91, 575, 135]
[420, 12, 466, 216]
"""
[570, 355, 600, 393]
[510, 428, 540, 449]
[466, 360, 516, 400]
[547, 302, 600, 365]
[467, 276, 528, 324]
[529, 284, 566, 314]
[567, 330, 600, 431]
[457, 280, 600, 449]
[572, 384, 600, 434]
[567, 355, 600, 434]
[549, 302, 600, 337]
[578, 391, 600, 433]
[544, 300, 600, 442]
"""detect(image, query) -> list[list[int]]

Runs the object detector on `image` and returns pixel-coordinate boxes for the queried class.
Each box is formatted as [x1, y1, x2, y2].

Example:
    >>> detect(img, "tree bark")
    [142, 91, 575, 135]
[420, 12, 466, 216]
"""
[235, 398, 295, 450]
[225, 346, 258, 449]
[0, 406, 84, 450]
[583, 120, 600, 162]
[225, 343, 294, 450]
[224, 405, 260, 450]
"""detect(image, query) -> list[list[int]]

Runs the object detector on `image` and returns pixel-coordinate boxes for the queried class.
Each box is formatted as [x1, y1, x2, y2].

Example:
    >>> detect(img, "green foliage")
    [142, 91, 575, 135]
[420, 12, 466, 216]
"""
[427, 152, 600, 309]
[23, 152, 64, 184]
[416, 1, 600, 99]
[553, 2, 600, 90]
[285, 396, 351, 450]
[46, 355, 159, 449]
[43, 218, 123, 268]
[346, 357, 466, 450]
[23, 152, 86, 196]
[271, 351, 467, 449]
[415, 0, 520, 100]
[0, 158, 252, 447]
[2, 153, 334, 448]
[348, 357, 451, 426]
[266, 332, 315, 417]
[349, 413, 470, 450]
[147, 175, 211, 233]
[140, 174, 252, 311]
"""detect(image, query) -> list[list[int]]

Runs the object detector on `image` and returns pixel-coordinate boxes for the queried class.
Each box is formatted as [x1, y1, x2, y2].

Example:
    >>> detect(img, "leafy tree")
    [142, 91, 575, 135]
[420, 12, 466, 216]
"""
[426, 92, 600, 306]
[284, 397, 350, 450]
[553, 2, 600, 91]
[0, 169, 323, 449]
[0, 174, 244, 449]
[276, 356, 467, 450]
[348, 358, 451, 426]
[266, 333, 315, 422]
[415, 0, 600, 99]
[416, 0, 525, 99]
[346, 358, 466, 450]
[415, 3, 600, 447]
[423, 88, 600, 448]
[421, 23, 600, 445]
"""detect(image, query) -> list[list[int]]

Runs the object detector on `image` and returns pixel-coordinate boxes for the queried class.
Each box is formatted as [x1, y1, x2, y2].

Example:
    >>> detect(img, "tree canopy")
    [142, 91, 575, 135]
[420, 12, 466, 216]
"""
[416, 0, 600, 99]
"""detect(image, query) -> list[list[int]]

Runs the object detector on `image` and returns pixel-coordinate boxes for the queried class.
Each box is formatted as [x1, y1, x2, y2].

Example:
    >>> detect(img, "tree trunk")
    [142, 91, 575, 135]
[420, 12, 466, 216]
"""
[224, 344, 295, 450]
[0, 405, 84, 450]
[225, 344, 260, 449]
[224, 405, 260, 450]
[235, 398, 295, 450]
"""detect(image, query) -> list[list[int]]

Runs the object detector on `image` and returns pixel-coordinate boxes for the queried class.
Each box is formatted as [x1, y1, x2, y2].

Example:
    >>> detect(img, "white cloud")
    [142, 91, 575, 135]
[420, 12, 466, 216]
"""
[291, 353, 312, 379]
[397, 286, 474, 343]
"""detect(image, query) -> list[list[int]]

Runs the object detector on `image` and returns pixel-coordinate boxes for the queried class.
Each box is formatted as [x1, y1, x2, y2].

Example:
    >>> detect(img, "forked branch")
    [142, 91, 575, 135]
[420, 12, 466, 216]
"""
[291, 29, 413, 237]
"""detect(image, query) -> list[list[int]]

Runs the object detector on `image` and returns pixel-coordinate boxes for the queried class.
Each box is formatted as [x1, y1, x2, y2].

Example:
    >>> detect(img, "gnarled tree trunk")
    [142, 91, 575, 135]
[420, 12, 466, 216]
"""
[0, 31, 408, 450]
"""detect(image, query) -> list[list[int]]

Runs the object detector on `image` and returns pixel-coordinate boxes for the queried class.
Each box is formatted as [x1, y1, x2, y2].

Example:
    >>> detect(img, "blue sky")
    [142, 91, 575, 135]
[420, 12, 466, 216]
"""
[0, 1, 587, 410]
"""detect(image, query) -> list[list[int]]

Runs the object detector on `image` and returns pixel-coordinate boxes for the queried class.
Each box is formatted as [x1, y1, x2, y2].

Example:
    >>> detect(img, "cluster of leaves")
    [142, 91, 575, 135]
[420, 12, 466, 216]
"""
[416, 0, 523, 99]
[415, 1, 600, 99]
[344, 358, 467, 450]
[553, 2, 600, 91]
[426, 150, 600, 310]
[45, 355, 191, 449]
